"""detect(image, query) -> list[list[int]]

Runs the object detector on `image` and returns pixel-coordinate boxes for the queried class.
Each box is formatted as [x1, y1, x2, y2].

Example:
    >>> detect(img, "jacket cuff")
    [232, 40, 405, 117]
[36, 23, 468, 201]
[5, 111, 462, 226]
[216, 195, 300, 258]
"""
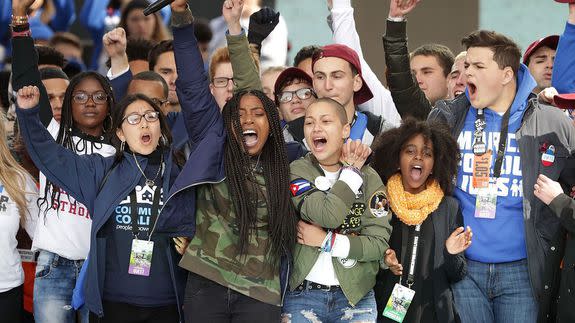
[549, 193, 572, 218]
[347, 235, 364, 259]
[16, 104, 40, 117]
[171, 7, 194, 28]
[385, 19, 407, 39]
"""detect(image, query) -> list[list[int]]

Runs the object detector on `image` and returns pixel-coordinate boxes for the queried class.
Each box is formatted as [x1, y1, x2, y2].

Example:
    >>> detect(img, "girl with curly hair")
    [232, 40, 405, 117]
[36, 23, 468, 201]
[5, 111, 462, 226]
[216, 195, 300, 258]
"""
[371, 118, 472, 323]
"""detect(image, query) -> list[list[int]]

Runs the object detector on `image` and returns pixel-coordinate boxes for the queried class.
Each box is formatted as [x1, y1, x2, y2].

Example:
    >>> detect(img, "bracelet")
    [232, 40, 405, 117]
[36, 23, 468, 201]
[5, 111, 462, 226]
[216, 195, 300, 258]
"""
[387, 16, 406, 22]
[320, 231, 333, 253]
[11, 15, 29, 25]
[11, 29, 32, 38]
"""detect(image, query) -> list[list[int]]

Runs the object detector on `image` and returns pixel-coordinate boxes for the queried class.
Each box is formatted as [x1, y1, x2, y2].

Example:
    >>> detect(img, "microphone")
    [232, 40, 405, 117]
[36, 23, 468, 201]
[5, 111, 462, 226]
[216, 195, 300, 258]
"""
[143, 0, 175, 16]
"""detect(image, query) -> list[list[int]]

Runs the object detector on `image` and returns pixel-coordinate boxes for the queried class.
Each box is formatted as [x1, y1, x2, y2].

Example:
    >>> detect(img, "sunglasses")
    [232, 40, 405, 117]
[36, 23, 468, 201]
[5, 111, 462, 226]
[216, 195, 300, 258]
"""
[277, 88, 315, 103]
[122, 111, 160, 125]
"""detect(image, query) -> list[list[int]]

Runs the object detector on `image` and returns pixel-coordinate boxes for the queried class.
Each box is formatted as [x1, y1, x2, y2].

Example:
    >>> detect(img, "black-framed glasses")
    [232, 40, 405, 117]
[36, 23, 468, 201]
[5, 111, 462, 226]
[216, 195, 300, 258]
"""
[151, 98, 169, 107]
[122, 111, 160, 125]
[277, 88, 316, 103]
[212, 77, 234, 88]
[72, 91, 108, 104]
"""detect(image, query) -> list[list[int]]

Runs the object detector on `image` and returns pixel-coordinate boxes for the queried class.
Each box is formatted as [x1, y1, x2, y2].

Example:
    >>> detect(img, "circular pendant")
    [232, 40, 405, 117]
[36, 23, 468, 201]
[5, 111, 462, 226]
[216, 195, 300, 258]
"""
[314, 176, 331, 191]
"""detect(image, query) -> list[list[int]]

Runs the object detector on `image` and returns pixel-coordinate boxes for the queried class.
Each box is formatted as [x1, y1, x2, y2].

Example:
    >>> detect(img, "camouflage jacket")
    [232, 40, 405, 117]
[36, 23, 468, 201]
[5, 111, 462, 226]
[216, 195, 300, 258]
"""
[289, 154, 392, 305]
[179, 174, 281, 306]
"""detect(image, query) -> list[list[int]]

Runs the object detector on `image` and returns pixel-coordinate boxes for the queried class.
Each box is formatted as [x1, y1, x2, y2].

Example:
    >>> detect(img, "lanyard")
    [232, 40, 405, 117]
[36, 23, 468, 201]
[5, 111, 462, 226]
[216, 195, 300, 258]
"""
[404, 224, 421, 289]
[130, 184, 161, 241]
[473, 108, 511, 178]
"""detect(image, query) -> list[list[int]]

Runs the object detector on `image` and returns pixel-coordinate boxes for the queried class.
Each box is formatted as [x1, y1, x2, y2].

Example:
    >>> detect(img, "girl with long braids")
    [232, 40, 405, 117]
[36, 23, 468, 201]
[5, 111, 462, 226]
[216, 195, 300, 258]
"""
[155, 2, 296, 321]
[10, 7, 116, 320]
[179, 87, 298, 323]
[0, 110, 39, 323]
[32, 72, 114, 323]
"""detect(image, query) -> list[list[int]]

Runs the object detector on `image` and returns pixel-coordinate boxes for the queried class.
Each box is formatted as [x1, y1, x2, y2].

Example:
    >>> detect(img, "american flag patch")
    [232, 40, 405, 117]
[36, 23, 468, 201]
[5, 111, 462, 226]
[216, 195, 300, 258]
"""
[290, 178, 312, 196]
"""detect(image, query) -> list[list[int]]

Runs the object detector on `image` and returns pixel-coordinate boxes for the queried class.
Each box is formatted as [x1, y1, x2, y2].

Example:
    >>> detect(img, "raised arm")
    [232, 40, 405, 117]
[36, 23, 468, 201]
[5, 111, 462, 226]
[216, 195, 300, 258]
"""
[383, 0, 431, 120]
[170, 1, 223, 144]
[329, 0, 401, 127]
[15, 86, 107, 208]
[103, 27, 132, 100]
[224, 0, 263, 92]
[551, 4, 575, 94]
[11, 1, 53, 127]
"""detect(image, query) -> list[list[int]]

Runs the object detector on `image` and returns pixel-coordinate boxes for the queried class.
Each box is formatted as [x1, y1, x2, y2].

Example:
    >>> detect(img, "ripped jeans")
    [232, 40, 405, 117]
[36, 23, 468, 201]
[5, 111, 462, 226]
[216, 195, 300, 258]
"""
[282, 283, 377, 323]
[33, 250, 89, 323]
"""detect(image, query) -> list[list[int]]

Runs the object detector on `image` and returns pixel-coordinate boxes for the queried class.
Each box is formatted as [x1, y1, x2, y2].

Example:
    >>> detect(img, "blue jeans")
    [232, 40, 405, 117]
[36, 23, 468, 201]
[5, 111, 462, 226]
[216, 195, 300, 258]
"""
[33, 250, 89, 323]
[452, 259, 538, 323]
[282, 282, 377, 323]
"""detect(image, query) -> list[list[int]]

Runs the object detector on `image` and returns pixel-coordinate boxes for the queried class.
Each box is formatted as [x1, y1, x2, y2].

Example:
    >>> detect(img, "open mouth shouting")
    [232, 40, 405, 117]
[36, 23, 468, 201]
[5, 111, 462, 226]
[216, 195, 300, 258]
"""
[312, 136, 328, 153]
[409, 164, 423, 182]
[242, 129, 259, 148]
[140, 132, 153, 145]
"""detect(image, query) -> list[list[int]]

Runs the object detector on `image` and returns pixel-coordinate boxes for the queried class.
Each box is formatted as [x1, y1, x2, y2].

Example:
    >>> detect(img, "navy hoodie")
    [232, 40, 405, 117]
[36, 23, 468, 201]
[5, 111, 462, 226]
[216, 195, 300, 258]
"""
[454, 64, 536, 263]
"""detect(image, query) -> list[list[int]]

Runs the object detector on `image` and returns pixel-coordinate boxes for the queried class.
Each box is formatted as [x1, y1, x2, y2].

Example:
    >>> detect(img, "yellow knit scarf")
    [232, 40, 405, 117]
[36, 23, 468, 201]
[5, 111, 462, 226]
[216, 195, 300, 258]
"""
[386, 173, 444, 226]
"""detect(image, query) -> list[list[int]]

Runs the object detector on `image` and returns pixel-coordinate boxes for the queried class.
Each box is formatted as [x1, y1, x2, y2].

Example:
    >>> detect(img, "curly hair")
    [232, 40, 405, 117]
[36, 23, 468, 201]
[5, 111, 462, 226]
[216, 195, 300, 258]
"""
[371, 118, 460, 195]
[221, 90, 297, 263]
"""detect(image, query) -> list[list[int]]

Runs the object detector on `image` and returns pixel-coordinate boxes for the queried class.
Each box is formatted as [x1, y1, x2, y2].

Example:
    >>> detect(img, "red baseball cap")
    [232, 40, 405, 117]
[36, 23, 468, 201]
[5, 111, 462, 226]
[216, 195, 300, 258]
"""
[553, 93, 575, 109]
[273, 67, 313, 105]
[311, 44, 374, 105]
[554, 0, 575, 3]
[523, 35, 560, 64]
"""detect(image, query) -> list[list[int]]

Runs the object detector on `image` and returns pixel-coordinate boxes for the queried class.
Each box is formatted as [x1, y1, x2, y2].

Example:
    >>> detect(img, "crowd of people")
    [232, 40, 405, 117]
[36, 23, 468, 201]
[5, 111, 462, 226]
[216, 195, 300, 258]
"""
[1, 0, 575, 322]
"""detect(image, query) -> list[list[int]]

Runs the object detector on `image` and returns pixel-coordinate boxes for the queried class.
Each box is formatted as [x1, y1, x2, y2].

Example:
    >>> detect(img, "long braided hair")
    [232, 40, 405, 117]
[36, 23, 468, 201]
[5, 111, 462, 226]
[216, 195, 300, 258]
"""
[221, 90, 297, 263]
[38, 72, 115, 218]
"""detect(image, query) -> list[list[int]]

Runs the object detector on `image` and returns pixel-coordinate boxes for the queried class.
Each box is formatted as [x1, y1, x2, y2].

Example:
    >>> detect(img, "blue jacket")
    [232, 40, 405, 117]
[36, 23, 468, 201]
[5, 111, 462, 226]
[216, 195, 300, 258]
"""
[1, 0, 76, 56]
[79, 0, 171, 71]
[16, 22, 224, 320]
[552, 22, 575, 94]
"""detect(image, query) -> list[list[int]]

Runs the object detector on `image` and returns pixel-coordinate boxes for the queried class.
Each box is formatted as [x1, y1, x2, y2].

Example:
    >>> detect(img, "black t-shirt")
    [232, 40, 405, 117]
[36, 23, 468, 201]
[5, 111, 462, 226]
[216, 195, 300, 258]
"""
[101, 150, 179, 306]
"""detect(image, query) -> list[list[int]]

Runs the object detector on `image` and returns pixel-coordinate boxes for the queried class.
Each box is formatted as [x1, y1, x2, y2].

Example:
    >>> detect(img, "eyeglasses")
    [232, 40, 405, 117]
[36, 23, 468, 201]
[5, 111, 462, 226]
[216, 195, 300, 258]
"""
[151, 98, 168, 107]
[212, 77, 234, 88]
[122, 111, 160, 125]
[72, 91, 108, 105]
[277, 88, 315, 103]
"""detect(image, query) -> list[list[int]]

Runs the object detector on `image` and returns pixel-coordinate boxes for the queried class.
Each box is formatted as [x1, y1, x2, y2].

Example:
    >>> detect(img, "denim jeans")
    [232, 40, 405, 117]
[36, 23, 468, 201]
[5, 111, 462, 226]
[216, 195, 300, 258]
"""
[282, 282, 377, 323]
[33, 250, 89, 323]
[452, 259, 538, 323]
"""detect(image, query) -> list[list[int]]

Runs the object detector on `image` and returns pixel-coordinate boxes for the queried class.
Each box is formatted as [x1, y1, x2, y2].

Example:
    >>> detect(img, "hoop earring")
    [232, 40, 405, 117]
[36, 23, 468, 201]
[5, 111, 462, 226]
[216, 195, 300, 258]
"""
[120, 141, 125, 151]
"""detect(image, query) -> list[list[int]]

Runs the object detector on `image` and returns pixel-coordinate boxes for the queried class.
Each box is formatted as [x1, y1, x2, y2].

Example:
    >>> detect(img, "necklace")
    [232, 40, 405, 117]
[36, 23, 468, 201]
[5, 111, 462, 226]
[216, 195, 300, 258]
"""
[132, 152, 163, 187]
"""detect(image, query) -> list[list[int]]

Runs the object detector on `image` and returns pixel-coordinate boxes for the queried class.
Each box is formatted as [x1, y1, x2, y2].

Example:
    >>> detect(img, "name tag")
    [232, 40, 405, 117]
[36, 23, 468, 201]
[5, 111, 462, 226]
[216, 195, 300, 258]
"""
[128, 239, 154, 276]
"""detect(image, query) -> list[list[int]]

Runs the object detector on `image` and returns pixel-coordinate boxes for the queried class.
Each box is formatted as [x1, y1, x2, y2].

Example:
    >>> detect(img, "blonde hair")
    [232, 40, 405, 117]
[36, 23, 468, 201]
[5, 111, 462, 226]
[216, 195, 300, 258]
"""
[209, 46, 261, 82]
[0, 111, 35, 223]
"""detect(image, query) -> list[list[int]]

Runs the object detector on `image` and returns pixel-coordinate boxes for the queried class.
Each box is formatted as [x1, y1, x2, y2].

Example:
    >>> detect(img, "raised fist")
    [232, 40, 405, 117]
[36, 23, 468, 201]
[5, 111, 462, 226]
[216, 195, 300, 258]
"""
[17, 85, 40, 110]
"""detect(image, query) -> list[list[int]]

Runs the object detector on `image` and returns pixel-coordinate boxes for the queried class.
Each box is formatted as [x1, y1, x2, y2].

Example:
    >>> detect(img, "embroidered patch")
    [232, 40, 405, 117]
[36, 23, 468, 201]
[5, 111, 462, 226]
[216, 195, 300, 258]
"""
[290, 178, 312, 196]
[369, 191, 389, 218]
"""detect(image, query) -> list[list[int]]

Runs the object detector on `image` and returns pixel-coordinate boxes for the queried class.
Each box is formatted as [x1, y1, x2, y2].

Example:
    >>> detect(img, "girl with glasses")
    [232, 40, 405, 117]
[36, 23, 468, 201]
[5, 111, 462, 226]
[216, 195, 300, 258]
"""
[14, 2, 222, 322]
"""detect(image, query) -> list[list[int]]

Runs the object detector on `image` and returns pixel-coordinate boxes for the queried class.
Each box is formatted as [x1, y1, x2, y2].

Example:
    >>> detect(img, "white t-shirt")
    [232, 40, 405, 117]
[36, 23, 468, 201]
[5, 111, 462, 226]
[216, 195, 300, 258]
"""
[305, 166, 360, 286]
[0, 175, 38, 292]
[31, 119, 116, 260]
